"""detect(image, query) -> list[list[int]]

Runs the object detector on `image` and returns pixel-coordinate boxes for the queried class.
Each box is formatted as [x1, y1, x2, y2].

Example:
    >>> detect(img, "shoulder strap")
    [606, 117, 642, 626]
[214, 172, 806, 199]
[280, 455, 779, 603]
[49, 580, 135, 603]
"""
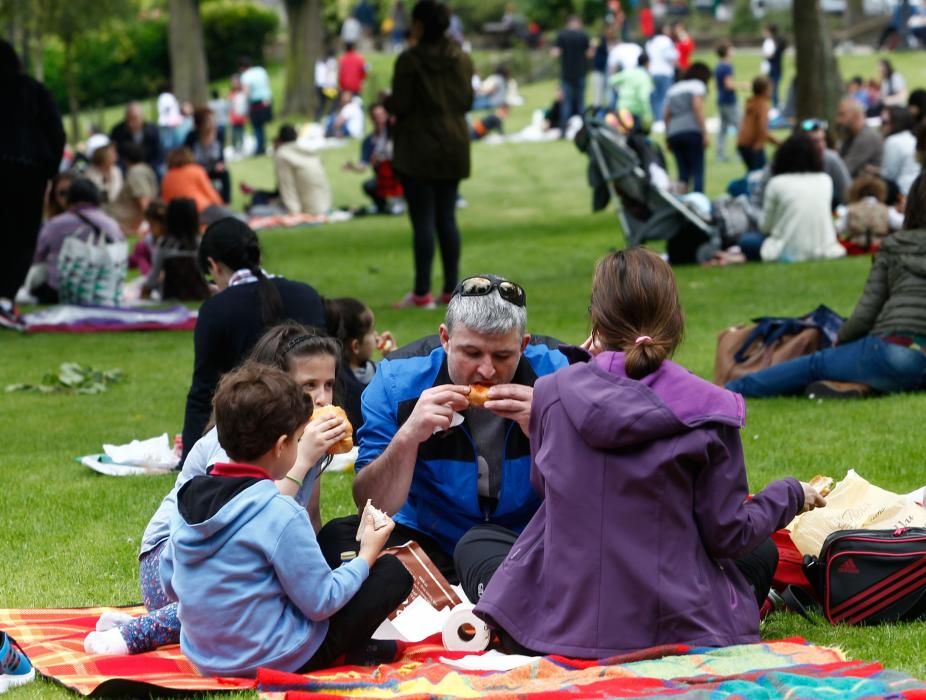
[72, 210, 103, 241]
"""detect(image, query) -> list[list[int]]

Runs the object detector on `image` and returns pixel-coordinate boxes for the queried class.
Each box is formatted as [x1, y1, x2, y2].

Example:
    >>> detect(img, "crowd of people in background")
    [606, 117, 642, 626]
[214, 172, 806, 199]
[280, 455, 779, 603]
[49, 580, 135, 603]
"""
[8, 0, 926, 693]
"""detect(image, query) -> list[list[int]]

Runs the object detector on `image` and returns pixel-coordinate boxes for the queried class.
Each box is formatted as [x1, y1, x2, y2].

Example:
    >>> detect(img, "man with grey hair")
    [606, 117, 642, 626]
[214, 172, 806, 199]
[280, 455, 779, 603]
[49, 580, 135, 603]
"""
[835, 97, 883, 178]
[316, 274, 567, 581]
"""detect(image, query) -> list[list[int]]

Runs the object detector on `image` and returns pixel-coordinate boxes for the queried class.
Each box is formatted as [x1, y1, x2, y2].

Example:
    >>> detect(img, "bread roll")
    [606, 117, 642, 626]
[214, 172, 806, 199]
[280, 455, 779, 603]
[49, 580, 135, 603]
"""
[468, 384, 491, 407]
[808, 474, 835, 497]
[311, 404, 354, 454]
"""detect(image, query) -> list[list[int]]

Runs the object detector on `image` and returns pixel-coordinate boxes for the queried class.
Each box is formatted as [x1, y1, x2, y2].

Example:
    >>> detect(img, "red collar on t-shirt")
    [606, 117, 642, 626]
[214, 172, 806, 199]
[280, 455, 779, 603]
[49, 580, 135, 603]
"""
[210, 462, 273, 480]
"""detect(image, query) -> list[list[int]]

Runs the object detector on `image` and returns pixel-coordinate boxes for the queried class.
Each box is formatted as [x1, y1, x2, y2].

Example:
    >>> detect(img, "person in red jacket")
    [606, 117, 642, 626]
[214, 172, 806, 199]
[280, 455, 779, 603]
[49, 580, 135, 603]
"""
[338, 43, 369, 96]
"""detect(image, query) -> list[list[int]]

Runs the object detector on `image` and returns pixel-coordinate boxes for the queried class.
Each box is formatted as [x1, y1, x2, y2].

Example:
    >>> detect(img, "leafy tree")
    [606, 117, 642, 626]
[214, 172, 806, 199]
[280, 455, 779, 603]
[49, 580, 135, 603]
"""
[25, 0, 131, 140]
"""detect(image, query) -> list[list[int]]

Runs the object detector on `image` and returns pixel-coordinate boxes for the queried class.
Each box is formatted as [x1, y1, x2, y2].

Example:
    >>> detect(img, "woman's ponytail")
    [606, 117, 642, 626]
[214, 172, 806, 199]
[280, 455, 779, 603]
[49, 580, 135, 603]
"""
[623, 335, 671, 380]
[589, 249, 684, 379]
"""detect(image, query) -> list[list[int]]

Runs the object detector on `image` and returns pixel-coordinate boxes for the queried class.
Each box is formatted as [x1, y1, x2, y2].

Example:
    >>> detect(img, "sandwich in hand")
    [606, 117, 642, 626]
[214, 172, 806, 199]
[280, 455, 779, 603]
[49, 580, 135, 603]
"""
[310, 404, 353, 454]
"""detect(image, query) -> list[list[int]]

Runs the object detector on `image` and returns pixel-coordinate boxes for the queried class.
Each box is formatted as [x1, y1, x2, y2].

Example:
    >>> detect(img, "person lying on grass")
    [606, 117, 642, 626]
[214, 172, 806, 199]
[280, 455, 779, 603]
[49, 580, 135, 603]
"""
[727, 173, 926, 399]
[160, 362, 411, 677]
[85, 324, 352, 656]
[473, 248, 826, 657]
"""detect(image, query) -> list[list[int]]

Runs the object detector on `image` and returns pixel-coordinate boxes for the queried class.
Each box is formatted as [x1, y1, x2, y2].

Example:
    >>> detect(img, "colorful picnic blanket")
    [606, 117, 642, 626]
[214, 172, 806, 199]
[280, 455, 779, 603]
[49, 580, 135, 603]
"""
[3, 606, 925, 699]
[9, 305, 198, 334]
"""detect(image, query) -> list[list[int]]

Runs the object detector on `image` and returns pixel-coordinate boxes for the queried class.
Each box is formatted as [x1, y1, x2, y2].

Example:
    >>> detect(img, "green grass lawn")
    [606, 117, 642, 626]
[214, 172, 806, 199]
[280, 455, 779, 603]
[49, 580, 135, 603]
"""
[3, 47, 926, 698]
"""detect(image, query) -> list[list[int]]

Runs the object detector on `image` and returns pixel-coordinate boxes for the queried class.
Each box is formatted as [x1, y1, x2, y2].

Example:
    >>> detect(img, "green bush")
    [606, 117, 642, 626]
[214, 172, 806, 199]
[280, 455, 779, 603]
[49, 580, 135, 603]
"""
[450, 0, 509, 30]
[42, 18, 170, 113]
[43, 1, 278, 114]
[201, 1, 279, 79]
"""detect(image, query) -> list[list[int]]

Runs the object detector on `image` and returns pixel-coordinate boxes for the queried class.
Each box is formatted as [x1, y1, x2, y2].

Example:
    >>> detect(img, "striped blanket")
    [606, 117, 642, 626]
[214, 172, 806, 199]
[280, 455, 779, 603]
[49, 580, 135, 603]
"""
[2, 606, 924, 699]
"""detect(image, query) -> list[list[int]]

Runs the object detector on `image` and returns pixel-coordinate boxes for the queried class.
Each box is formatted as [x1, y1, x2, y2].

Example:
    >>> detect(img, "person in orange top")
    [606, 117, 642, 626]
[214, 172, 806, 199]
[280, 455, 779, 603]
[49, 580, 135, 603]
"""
[161, 147, 235, 225]
[737, 76, 779, 173]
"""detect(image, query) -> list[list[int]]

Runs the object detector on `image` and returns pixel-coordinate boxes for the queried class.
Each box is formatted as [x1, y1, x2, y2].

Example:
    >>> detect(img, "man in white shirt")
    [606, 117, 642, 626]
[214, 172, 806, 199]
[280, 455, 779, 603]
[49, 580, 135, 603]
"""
[645, 25, 677, 123]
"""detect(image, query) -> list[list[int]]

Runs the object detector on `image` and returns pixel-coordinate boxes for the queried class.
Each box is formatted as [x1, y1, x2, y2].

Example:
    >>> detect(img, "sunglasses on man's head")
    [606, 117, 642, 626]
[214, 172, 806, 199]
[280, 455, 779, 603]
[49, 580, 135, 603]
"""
[452, 276, 526, 307]
[800, 118, 828, 132]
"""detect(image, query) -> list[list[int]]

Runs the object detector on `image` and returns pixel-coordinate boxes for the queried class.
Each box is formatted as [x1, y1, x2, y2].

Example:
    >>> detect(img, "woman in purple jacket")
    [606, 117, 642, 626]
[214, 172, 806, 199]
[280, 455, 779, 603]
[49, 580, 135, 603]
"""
[473, 248, 825, 658]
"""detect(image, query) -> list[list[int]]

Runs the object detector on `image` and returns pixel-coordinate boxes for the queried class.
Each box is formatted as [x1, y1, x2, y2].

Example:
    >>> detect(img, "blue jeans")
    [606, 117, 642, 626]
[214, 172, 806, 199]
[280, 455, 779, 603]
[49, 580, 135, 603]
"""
[651, 74, 673, 122]
[560, 79, 586, 134]
[738, 231, 766, 261]
[726, 335, 926, 398]
[667, 131, 705, 193]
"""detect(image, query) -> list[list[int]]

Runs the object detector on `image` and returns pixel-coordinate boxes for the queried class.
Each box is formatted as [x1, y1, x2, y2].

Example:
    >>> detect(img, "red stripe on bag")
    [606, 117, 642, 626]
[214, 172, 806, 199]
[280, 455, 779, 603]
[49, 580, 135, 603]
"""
[841, 569, 926, 625]
[830, 563, 926, 623]
[827, 551, 926, 616]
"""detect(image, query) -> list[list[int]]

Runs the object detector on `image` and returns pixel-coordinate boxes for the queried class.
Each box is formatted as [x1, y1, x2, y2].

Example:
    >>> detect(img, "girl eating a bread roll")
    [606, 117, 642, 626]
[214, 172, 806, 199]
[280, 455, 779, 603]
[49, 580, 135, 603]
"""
[85, 322, 352, 657]
[474, 248, 825, 658]
[325, 297, 397, 430]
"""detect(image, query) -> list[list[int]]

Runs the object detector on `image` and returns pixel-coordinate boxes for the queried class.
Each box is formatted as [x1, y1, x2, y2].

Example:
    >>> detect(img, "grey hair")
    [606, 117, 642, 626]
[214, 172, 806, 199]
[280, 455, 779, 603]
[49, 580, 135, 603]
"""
[445, 290, 527, 336]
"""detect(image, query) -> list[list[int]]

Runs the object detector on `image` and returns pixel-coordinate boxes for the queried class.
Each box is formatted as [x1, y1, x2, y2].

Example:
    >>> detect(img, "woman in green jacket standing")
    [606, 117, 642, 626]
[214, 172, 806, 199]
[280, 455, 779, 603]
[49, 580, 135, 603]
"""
[386, 0, 474, 308]
[727, 174, 926, 398]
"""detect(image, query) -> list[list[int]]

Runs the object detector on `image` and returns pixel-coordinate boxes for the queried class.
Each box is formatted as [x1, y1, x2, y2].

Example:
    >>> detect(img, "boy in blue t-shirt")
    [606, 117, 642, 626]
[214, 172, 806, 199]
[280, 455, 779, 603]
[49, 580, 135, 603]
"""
[714, 42, 738, 162]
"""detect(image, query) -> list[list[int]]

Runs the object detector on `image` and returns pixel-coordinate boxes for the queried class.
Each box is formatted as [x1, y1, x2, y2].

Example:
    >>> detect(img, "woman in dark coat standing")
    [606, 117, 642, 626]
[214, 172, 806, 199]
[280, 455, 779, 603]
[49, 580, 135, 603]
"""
[0, 39, 65, 302]
[386, 0, 474, 308]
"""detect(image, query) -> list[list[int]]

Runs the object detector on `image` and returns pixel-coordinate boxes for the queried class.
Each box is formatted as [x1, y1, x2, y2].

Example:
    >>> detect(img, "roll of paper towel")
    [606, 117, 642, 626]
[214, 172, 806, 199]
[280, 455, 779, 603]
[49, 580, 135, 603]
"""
[441, 603, 491, 651]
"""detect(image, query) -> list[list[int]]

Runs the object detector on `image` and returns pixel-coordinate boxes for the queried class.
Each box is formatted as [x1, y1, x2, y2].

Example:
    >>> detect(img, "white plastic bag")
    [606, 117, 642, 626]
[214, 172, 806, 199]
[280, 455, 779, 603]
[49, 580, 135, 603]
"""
[57, 224, 127, 306]
[789, 469, 926, 556]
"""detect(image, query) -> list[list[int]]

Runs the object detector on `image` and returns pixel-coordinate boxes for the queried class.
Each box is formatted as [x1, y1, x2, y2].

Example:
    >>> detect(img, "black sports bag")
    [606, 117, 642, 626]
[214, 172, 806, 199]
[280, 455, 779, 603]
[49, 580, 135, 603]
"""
[797, 528, 926, 625]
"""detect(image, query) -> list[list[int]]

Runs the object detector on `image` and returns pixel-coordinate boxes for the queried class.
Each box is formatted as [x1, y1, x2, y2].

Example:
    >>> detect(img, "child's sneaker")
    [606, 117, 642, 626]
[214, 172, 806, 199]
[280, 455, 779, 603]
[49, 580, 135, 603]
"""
[0, 631, 35, 693]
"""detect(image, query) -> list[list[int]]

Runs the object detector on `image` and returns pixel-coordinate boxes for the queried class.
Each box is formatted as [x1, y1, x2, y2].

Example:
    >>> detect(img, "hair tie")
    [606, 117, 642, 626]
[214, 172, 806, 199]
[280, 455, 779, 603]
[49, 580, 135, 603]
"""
[635, 335, 653, 345]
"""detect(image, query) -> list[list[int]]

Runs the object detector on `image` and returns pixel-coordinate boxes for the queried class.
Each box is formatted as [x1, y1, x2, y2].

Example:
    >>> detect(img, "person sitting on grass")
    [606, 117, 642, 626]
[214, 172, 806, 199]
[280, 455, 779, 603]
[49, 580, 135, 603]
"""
[469, 104, 510, 141]
[26, 177, 124, 304]
[343, 101, 403, 215]
[179, 218, 327, 463]
[160, 147, 235, 226]
[109, 142, 159, 236]
[183, 106, 230, 204]
[837, 174, 901, 254]
[84, 325, 355, 658]
[473, 248, 824, 657]
[157, 362, 411, 677]
[243, 125, 332, 218]
[325, 296, 397, 430]
[737, 133, 846, 263]
[325, 91, 365, 139]
[140, 197, 209, 301]
[315, 275, 568, 587]
[727, 174, 926, 400]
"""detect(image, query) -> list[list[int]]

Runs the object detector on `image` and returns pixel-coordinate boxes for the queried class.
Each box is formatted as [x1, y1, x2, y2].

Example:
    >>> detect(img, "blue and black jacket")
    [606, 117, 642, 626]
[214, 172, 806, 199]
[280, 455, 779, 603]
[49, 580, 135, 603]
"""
[356, 335, 568, 554]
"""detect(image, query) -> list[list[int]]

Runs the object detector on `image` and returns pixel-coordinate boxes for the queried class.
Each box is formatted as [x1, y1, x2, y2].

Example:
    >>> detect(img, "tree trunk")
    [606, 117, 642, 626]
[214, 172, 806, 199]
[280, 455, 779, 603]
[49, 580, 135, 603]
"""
[168, 0, 209, 105]
[845, 0, 864, 29]
[793, 0, 842, 125]
[283, 0, 322, 117]
[63, 39, 80, 143]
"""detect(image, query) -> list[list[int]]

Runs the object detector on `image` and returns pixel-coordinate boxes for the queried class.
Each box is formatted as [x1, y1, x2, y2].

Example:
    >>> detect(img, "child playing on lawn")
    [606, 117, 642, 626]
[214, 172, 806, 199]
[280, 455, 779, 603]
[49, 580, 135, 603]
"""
[472, 248, 826, 657]
[159, 362, 412, 677]
[324, 297, 396, 430]
[85, 324, 356, 657]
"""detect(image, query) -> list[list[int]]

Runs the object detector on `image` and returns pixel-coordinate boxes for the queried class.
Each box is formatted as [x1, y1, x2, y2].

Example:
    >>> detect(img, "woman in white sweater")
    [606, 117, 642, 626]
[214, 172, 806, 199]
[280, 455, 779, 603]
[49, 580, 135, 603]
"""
[739, 133, 846, 263]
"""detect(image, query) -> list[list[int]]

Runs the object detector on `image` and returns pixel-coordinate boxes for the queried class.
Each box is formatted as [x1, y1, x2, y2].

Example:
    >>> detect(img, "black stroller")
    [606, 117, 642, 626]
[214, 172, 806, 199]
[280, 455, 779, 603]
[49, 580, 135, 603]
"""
[574, 116, 723, 264]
